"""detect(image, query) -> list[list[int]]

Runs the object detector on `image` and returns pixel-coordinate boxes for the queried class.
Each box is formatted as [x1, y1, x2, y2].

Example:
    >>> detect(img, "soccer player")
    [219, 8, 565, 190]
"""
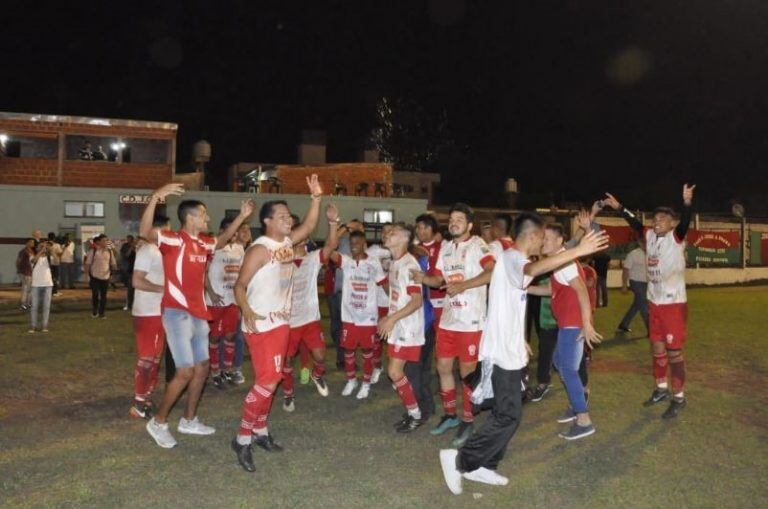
[488, 213, 515, 255]
[331, 231, 387, 400]
[366, 223, 395, 383]
[139, 184, 254, 449]
[415, 214, 446, 330]
[440, 215, 608, 494]
[129, 215, 170, 419]
[378, 224, 425, 433]
[231, 175, 323, 472]
[205, 220, 249, 388]
[414, 203, 495, 448]
[603, 184, 695, 419]
[281, 203, 341, 411]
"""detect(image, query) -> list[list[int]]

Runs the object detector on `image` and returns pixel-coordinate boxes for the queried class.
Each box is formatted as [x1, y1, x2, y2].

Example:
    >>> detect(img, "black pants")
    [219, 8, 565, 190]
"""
[404, 325, 436, 418]
[525, 295, 541, 343]
[597, 276, 608, 307]
[619, 280, 649, 330]
[90, 278, 108, 316]
[126, 277, 135, 309]
[538, 327, 589, 387]
[458, 365, 522, 472]
[50, 265, 60, 294]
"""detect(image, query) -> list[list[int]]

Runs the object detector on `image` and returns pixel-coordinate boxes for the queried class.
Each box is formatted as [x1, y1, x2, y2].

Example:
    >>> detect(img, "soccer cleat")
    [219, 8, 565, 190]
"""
[430, 414, 460, 436]
[20, 304, 29, 311]
[253, 433, 283, 453]
[557, 408, 577, 423]
[559, 422, 596, 441]
[311, 374, 329, 397]
[661, 398, 686, 419]
[370, 367, 383, 384]
[451, 421, 474, 448]
[341, 379, 358, 397]
[616, 326, 632, 333]
[300, 367, 311, 385]
[129, 402, 151, 420]
[530, 384, 551, 402]
[221, 371, 233, 384]
[212, 373, 225, 389]
[393, 413, 410, 428]
[231, 438, 256, 472]
[463, 467, 509, 486]
[282, 397, 295, 412]
[146, 418, 177, 448]
[356, 382, 371, 400]
[177, 416, 216, 435]
[439, 449, 463, 495]
[123, 305, 129, 311]
[643, 388, 671, 407]
[396, 415, 425, 433]
[230, 370, 245, 385]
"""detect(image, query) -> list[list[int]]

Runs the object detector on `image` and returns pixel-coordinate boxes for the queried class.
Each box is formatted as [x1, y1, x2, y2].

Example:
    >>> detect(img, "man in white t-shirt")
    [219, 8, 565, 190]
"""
[205, 219, 249, 388]
[29, 241, 54, 333]
[59, 234, 77, 289]
[366, 223, 395, 384]
[330, 231, 387, 400]
[618, 237, 648, 334]
[281, 204, 340, 412]
[440, 214, 608, 495]
[129, 215, 170, 419]
[415, 203, 495, 448]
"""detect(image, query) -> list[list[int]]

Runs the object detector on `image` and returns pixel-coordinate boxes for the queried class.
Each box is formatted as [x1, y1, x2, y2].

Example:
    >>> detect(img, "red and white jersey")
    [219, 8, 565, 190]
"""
[157, 230, 216, 320]
[290, 249, 325, 328]
[435, 236, 495, 332]
[132, 243, 164, 317]
[645, 229, 687, 305]
[387, 253, 425, 347]
[205, 243, 245, 307]
[339, 253, 386, 326]
[551, 258, 587, 329]
[422, 239, 446, 309]
[366, 244, 392, 308]
[243, 236, 295, 333]
[489, 237, 515, 257]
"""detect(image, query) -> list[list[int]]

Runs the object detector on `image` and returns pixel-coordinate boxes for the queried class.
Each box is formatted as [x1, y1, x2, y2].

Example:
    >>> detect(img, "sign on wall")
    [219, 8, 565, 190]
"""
[686, 230, 741, 265]
[119, 194, 164, 204]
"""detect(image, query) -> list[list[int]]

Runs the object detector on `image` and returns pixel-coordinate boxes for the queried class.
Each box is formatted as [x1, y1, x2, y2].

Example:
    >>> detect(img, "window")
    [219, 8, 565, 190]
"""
[363, 209, 394, 224]
[65, 201, 105, 218]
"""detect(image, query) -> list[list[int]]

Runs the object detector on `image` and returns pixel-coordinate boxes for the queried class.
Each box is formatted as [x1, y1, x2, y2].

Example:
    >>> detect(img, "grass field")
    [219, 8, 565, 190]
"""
[1, 285, 767, 508]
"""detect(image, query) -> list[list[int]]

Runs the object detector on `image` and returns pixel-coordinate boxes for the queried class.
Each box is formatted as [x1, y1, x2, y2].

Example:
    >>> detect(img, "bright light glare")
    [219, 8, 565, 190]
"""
[0, 134, 8, 144]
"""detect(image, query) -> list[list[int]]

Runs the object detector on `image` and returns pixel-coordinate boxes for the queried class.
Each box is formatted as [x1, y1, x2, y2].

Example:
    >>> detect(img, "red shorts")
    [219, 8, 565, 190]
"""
[133, 315, 165, 358]
[436, 327, 482, 363]
[341, 323, 377, 350]
[208, 304, 239, 337]
[244, 325, 290, 385]
[287, 321, 326, 357]
[649, 303, 688, 349]
[387, 343, 422, 362]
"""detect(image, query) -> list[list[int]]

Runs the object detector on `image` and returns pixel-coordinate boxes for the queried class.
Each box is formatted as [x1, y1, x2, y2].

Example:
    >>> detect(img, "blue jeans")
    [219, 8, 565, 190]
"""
[30, 286, 52, 329]
[553, 327, 588, 414]
[161, 308, 210, 368]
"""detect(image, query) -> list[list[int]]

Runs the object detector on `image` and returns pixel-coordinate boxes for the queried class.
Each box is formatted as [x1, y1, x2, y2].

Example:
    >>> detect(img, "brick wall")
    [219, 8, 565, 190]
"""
[0, 118, 176, 140]
[266, 163, 393, 196]
[0, 158, 58, 186]
[0, 158, 170, 188]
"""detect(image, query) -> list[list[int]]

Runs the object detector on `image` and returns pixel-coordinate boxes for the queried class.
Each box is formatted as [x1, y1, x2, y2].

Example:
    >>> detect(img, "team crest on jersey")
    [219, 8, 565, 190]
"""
[468, 344, 477, 356]
[272, 246, 294, 263]
[666, 334, 674, 343]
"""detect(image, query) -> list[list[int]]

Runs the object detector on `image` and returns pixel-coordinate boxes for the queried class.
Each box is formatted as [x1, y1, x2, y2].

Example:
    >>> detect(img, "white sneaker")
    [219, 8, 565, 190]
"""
[146, 418, 177, 448]
[341, 379, 358, 396]
[177, 416, 216, 435]
[439, 449, 463, 495]
[356, 382, 371, 400]
[463, 467, 509, 486]
[283, 397, 295, 412]
[370, 367, 382, 384]
[122, 305, 129, 311]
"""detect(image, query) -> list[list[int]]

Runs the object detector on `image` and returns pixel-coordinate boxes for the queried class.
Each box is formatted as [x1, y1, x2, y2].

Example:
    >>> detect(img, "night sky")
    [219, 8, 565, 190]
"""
[3, 1, 768, 214]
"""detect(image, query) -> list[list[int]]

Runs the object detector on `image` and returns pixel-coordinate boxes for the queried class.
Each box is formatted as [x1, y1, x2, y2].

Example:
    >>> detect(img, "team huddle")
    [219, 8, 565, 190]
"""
[126, 175, 695, 493]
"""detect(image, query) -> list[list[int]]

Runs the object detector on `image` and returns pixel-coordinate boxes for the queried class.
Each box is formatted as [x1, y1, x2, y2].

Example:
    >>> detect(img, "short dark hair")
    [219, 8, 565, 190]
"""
[47, 232, 56, 240]
[220, 217, 234, 231]
[349, 230, 367, 242]
[449, 202, 474, 223]
[178, 200, 206, 225]
[493, 214, 513, 235]
[513, 212, 544, 238]
[94, 234, 108, 242]
[152, 215, 170, 228]
[415, 213, 438, 233]
[653, 206, 678, 219]
[545, 223, 564, 238]
[259, 200, 289, 230]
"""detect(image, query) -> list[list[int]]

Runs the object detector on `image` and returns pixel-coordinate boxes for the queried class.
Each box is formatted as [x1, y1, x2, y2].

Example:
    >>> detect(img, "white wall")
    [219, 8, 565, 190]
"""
[607, 267, 768, 287]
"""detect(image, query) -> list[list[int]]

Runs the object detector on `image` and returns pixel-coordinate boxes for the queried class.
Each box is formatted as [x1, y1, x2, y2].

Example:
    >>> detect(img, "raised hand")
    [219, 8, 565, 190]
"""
[603, 193, 621, 210]
[306, 174, 323, 197]
[240, 199, 255, 218]
[152, 183, 185, 201]
[578, 229, 609, 256]
[683, 183, 696, 205]
[576, 209, 592, 231]
[326, 203, 339, 222]
[590, 200, 603, 218]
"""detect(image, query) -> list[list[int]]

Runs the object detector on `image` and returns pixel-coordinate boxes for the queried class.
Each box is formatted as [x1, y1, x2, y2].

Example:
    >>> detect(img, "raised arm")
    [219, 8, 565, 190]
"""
[321, 204, 341, 260]
[140, 183, 185, 243]
[675, 184, 695, 241]
[234, 245, 268, 332]
[290, 174, 323, 245]
[603, 193, 643, 233]
[525, 230, 609, 278]
[216, 200, 255, 250]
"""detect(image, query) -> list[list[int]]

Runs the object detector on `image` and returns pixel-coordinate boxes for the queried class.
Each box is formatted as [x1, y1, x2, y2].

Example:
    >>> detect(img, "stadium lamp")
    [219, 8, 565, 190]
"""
[110, 142, 120, 151]
[0, 134, 8, 145]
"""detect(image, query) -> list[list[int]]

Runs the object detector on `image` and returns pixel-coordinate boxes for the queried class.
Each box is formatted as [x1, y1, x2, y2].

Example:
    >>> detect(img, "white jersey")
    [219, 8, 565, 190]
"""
[488, 237, 514, 257]
[290, 249, 325, 328]
[479, 248, 532, 370]
[205, 243, 245, 307]
[132, 243, 164, 317]
[339, 253, 386, 326]
[387, 253, 425, 347]
[436, 236, 495, 332]
[244, 236, 294, 333]
[645, 229, 687, 305]
[367, 244, 392, 308]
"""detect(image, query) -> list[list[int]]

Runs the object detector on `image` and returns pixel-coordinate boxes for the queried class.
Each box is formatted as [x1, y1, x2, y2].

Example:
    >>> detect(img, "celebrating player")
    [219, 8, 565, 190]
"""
[366, 223, 395, 383]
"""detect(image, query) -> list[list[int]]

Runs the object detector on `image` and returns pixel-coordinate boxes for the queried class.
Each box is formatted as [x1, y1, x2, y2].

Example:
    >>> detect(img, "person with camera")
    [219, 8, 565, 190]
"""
[29, 240, 54, 333]
[84, 234, 117, 319]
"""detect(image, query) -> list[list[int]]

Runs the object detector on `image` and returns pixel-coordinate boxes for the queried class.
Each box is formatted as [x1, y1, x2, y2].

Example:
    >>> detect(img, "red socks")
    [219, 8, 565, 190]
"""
[134, 356, 161, 403]
[362, 349, 373, 383]
[670, 356, 685, 395]
[222, 339, 235, 371]
[653, 351, 668, 386]
[312, 360, 326, 378]
[282, 363, 294, 398]
[344, 351, 357, 381]
[462, 381, 474, 423]
[239, 384, 275, 436]
[393, 375, 419, 414]
[209, 341, 220, 373]
[440, 388, 457, 416]
[372, 340, 383, 369]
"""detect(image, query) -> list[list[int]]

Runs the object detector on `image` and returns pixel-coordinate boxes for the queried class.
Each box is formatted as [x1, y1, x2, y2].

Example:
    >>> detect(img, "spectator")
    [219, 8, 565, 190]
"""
[120, 235, 137, 311]
[93, 145, 107, 160]
[78, 140, 94, 160]
[16, 238, 35, 310]
[84, 234, 117, 318]
[593, 250, 611, 307]
[29, 240, 53, 333]
[617, 237, 649, 334]
[59, 234, 76, 289]
[47, 232, 63, 296]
